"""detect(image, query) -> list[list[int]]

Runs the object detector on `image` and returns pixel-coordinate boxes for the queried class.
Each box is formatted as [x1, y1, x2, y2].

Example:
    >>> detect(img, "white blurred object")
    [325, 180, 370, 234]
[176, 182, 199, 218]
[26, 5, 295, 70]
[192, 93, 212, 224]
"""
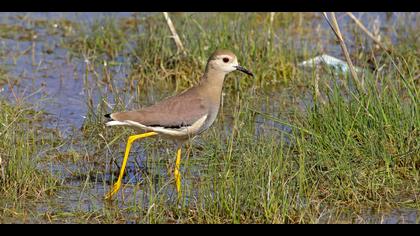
[299, 54, 361, 73]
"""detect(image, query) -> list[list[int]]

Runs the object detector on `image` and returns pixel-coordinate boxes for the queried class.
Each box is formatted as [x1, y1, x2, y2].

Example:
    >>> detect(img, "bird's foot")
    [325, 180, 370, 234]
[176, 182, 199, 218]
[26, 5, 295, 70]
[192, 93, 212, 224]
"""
[105, 181, 121, 200]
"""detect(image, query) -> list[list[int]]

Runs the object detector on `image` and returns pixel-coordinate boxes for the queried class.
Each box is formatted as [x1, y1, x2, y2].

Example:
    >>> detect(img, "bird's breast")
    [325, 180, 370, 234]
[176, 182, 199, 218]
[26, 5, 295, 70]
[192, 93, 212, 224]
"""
[197, 103, 220, 135]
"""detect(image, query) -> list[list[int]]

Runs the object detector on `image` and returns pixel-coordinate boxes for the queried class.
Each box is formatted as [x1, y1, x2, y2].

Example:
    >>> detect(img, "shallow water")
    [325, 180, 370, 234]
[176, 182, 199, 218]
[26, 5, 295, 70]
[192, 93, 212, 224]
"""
[0, 12, 418, 223]
[1, 12, 416, 132]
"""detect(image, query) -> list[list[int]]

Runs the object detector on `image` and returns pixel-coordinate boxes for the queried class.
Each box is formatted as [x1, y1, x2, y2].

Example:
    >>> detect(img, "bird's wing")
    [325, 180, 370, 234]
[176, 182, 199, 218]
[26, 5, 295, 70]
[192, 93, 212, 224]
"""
[108, 89, 209, 129]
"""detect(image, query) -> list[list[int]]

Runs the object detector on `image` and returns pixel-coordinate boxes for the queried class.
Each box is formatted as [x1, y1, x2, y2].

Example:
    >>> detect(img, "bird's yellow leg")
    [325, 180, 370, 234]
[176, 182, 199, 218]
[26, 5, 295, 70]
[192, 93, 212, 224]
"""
[174, 147, 182, 198]
[105, 132, 158, 200]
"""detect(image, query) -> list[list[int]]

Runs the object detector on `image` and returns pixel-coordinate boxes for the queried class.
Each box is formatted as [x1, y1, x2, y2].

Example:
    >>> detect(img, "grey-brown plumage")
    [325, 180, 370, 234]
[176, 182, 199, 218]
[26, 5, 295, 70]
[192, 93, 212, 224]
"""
[108, 86, 208, 128]
[106, 49, 253, 140]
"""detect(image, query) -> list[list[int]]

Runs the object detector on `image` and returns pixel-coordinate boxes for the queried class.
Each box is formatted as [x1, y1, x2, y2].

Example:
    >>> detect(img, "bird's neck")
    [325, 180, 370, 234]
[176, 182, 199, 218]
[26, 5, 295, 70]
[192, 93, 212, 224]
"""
[200, 68, 226, 90]
[198, 68, 226, 109]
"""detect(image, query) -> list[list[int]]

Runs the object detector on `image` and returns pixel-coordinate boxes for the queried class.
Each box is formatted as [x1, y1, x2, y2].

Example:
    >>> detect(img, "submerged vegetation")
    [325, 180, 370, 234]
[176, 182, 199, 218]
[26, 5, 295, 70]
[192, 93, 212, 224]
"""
[0, 12, 418, 223]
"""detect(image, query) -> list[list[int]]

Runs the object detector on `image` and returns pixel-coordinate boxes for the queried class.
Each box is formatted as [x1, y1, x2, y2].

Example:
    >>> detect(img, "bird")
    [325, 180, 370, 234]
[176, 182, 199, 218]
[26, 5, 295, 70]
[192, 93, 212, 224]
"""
[104, 49, 254, 200]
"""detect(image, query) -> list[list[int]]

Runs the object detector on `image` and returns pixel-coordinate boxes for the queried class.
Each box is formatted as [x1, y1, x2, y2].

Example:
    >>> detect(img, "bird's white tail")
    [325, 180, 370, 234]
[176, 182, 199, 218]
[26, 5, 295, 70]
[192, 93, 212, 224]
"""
[106, 121, 129, 126]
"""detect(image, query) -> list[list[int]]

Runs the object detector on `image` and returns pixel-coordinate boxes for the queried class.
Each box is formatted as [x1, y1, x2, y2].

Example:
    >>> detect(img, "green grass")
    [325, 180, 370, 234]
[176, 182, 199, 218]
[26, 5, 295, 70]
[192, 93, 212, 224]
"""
[76, 70, 418, 223]
[127, 71, 418, 223]
[0, 100, 61, 222]
[63, 13, 310, 93]
[75, 13, 418, 223]
[0, 12, 418, 223]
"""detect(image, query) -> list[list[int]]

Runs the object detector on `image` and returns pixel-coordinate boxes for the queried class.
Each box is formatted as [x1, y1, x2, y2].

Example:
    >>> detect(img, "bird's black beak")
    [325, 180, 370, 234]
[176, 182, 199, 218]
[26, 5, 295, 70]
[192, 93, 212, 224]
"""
[235, 65, 254, 77]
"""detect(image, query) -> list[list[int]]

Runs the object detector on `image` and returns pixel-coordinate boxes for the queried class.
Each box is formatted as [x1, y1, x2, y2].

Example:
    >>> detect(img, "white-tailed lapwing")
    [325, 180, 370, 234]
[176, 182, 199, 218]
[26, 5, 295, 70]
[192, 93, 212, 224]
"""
[104, 49, 253, 199]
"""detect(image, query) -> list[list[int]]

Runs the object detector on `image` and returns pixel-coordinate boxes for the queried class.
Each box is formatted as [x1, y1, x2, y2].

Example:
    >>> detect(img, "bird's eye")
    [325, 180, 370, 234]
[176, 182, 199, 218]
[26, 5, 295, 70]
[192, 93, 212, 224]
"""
[223, 57, 229, 63]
